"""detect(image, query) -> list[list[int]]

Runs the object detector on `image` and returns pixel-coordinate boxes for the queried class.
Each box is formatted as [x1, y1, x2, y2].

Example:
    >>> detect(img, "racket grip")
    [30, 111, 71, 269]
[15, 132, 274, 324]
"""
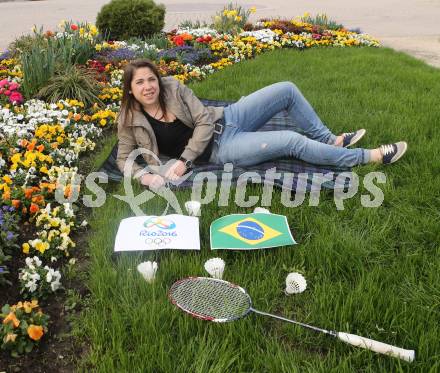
[337, 332, 415, 362]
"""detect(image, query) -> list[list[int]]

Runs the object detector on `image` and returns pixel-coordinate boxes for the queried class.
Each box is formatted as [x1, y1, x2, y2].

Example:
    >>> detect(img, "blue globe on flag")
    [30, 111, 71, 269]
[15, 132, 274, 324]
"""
[236, 220, 265, 240]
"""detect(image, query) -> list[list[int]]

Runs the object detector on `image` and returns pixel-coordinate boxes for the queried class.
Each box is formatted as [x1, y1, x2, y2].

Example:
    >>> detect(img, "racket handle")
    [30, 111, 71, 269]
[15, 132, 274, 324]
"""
[337, 332, 415, 362]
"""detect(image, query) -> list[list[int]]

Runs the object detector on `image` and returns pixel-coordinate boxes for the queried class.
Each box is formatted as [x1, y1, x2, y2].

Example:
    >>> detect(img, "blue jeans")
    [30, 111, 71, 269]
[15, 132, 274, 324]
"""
[211, 82, 369, 167]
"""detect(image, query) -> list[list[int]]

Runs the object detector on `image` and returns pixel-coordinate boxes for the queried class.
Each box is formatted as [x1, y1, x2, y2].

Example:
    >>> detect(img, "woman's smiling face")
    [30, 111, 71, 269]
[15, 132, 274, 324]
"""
[130, 67, 160, 109]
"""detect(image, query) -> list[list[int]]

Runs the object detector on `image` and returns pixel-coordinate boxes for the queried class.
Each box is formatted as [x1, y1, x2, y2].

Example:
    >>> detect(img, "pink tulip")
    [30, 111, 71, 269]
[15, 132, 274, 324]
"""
[3, 90, 11, 96]
[0, 79, 9, 88]
[9, 83, 19, 91]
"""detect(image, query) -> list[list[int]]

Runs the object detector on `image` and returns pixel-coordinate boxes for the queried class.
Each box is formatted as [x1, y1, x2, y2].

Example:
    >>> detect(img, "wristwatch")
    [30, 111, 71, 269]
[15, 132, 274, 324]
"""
[179, 156, 193, 169]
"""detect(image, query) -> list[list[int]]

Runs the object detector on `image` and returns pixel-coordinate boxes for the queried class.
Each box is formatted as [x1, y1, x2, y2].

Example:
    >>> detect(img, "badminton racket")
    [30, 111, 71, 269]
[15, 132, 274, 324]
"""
[169, 277, 415, 362]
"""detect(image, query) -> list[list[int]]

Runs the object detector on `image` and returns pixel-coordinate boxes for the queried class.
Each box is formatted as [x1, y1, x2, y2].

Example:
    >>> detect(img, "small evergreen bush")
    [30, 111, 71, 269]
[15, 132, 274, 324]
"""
[96, 0, 165, 40]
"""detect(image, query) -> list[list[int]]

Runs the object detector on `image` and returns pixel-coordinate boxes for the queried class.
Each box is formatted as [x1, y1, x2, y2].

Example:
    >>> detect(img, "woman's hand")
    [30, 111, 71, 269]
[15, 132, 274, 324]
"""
[164, 160, 187, 181]
[140, 173, 166, 189]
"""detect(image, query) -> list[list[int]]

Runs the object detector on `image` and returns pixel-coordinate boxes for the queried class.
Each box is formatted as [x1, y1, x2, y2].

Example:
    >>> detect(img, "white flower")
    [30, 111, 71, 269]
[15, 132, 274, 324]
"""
[137, 261, 158, 283]
[69, 258, 76, 265]
[285, 273, 307, 295]
[80, 220, 88, 227]
[30, 272, 40, 282]
[204, 258, 225, 279]
[26, 280, 38, 293]
[51, 280, 61, 291]
[25, 257, 35, 270]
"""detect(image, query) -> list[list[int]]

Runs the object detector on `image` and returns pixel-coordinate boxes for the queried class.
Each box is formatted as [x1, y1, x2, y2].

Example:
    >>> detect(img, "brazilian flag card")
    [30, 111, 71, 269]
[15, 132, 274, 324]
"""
[210, 213, 296, 250]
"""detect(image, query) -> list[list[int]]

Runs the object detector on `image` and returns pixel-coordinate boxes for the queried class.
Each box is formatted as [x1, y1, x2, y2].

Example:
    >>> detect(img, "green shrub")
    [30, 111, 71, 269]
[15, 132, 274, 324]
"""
[37, 65, 103, 106]
[20, 23, 99, 98]
[96, 0, 165, 41]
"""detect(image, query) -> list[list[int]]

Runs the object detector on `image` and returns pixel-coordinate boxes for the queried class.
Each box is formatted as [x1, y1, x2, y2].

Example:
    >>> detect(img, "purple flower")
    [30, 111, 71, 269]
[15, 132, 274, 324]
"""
[0, 50, 11, 60]
[158, 46, 212, 65]
[6, 231, 13, 240]
[94, 48, 138, 62]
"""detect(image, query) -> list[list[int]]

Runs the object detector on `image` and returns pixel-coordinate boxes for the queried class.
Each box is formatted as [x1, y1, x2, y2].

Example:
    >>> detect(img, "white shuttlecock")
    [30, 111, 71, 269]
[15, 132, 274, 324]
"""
[137, 261, 158, 283]
[253, 207, 270, 214]
[185, 200, 201, 216]
[285, 272, 307, 294]
[204, 258, 225, 279]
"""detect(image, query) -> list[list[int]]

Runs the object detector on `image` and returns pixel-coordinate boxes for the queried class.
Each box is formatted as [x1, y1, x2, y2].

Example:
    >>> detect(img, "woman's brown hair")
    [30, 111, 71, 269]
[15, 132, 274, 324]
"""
[119, 59, 167, 127]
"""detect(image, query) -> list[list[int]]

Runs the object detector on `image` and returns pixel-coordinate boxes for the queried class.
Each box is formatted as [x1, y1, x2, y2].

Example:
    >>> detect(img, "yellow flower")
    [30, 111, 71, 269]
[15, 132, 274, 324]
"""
[235, 16, 242, 22]
[40, 166, 49, 174]
[4, 333, 17, 343]
[250, 6, 256, 13]
[23, 301, 36, 313]
[3, 175, 12, 184]
[35, 241, 49, 254]
[99, 119, 107, 126]
[22, 242, 30, 254]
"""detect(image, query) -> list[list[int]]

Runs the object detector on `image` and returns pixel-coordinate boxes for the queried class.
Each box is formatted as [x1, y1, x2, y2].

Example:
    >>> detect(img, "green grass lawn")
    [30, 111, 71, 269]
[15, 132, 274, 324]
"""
[76, 47, 440, 372]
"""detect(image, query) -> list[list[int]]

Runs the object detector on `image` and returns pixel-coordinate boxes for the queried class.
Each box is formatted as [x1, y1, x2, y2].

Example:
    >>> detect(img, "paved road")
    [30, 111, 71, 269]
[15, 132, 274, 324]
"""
[0, 0, 439, 67]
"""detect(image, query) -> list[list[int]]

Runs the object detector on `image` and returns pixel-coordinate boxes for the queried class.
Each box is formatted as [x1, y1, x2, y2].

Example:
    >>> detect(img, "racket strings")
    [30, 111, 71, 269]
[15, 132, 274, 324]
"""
[169, 278, 251, 321]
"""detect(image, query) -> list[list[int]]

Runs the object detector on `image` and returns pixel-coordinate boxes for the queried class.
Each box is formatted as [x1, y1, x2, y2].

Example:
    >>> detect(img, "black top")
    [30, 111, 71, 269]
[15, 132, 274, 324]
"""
[143, 110, 213, 162]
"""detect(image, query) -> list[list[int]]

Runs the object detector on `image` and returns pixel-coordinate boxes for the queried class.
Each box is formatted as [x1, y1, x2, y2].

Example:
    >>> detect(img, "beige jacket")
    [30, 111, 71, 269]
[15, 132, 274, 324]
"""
[116, 76, 224, 178]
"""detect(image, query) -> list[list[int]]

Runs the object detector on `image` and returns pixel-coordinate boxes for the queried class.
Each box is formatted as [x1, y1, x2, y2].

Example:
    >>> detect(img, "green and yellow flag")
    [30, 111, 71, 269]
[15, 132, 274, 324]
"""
[210, 213, 296, 250]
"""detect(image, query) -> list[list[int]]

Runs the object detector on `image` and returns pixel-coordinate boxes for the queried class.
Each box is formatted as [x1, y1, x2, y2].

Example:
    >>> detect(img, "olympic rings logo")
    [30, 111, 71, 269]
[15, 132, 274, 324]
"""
[145, 237, 172, 246]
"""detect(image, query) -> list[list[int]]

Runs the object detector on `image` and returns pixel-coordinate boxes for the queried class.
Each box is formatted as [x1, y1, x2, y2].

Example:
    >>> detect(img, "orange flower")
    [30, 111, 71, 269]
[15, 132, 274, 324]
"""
[37, 144, 45, 152]
[27, 325, 44, 341]
[64, 184, 72, 198]
[24, 188, 34, 199]
[32, 194, 44, 204]
[29, 203, 40, 214]
[27, 140, 36, 151]
[22, 206, 28, 214]
[73, 113, 81, 121]
[39, 182, 56, 192]
[20, 139, 29, 147]
[11, 199, 21, 208]
[3, 312, 20, 328]
[2, 190, 10, 200]
[51, 142, 59, 149]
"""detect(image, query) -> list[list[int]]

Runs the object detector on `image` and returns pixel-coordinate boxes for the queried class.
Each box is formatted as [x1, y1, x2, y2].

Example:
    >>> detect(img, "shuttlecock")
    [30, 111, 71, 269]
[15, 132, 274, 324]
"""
[285, 272, 307, 294]
[185, 200, 201, 216]
[137, 261, 158, 283]
[204, 258, 225, 279]
[253, 207, 270, 214]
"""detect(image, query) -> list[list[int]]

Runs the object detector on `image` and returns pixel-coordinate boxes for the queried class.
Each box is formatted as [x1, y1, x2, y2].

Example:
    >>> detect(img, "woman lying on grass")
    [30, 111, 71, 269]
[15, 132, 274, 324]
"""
[116, 59, 407, 188]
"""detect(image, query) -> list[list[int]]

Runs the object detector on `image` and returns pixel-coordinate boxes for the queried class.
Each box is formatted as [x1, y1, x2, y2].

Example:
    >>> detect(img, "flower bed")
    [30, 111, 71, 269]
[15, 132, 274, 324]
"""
[0, 7, 379, 364]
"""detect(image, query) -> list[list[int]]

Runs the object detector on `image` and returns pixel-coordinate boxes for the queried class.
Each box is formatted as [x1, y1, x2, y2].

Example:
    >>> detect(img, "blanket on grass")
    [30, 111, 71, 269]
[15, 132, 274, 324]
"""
[98, 99, 351, 191]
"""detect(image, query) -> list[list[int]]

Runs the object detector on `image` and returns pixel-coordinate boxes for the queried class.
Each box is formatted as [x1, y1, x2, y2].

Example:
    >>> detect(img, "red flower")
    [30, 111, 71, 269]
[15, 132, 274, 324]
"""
[172, 35, 184, 46]
[9, 91, 23, 104]
[29, 203, 40, 214]
[70, 24, 79, 31]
